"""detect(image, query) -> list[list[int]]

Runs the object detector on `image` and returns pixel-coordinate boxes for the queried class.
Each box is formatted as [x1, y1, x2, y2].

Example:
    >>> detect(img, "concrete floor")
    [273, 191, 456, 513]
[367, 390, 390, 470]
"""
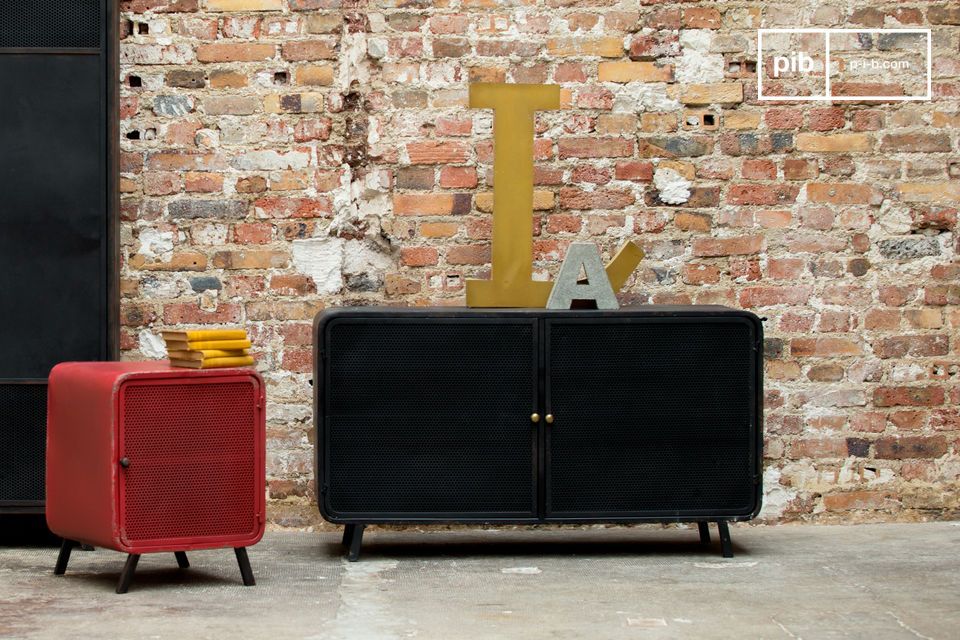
[0, 522, 957, 639]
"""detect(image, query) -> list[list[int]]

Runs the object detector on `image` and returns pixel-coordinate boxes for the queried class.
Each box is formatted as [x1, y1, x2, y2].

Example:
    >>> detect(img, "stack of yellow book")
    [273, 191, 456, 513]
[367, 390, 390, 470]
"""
[162, 329, 254, 369]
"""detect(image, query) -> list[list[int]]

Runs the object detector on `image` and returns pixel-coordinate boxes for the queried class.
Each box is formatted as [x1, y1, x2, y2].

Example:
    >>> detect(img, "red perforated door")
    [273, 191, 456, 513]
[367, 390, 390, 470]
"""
[118, 377, 260, 547]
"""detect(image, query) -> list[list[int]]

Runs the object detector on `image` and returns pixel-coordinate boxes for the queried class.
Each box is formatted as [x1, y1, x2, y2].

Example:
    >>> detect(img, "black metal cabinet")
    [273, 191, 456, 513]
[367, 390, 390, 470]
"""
[314, 306, 763, 559]
[321, 317, 539, 520]
[0, 1, 118, 513]
[544, 317, 759, 520]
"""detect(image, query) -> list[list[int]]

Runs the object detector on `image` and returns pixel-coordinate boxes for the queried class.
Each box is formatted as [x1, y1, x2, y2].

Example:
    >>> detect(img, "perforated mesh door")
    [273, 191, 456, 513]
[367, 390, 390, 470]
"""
[0, 384, 46, 504]
[120, 380, 259, 543]
[323, 319, 538, 517]
[0, 1, 101, 48]
[546, 319, 758, 517]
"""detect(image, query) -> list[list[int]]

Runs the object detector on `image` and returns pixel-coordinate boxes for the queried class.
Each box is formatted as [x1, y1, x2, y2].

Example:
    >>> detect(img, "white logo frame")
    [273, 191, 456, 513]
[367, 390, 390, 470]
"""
[757, 28, 932, 101]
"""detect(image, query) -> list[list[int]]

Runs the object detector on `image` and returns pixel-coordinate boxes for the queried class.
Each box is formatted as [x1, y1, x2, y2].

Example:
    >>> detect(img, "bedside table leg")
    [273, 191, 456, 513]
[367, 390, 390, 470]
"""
[116, 554, 140, 594]
[235, 547, 256, 586]
[697, 522, 711, 545]
[174, 551, 190, 569]
[347, 524, 365, 562]
[54, 539, 76, 575]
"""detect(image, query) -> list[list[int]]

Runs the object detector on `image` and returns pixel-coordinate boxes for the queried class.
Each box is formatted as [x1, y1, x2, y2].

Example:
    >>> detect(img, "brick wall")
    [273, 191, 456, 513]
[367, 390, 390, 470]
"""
[118, 0, 960, 527]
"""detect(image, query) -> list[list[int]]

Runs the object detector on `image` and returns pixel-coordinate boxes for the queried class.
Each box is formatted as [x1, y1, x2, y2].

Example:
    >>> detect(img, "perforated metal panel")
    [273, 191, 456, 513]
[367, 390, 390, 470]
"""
[0, 1, 101, 49]
[120, 380, 258, 543]
[323, 320, 538, 517]
[0, 54, 106, 379]
[0, 384, 46, 503]
[546, 319, 758, 517]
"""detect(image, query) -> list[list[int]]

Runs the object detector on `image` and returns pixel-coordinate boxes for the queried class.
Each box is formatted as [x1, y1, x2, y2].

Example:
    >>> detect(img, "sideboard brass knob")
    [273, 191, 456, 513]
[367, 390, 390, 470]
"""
[530, 413, 540, 423]
[545, 414, 554, 424]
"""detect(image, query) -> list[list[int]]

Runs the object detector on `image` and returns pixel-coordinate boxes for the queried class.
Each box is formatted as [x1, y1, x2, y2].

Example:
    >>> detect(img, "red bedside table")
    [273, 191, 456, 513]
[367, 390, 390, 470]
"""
[46, 361, 266, 593]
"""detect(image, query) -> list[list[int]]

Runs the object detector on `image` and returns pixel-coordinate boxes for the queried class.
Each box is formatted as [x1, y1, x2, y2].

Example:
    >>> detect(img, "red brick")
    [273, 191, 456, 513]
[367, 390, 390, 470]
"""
[253, 197, 331, 219]
[675, 212, 711, 232]
[394, 193, 471, 216]
[807, 108, 846, 131]
[559, 137, 633, 159]
[683, 263, 721, 285]
[765, 108, 802, 130]
[143, 172, 180, 196]
[801, 206, 835, 230]
[614, 162, 653, 182]
[807, 183, 879, 205]
[645, 7, 681, 29]
[294, 118, 333, 142]
[790, 337, 861, 357]
[236, 176, 268, 194]
[435, 117, 472, 137]
[783, 159, 818, 180]
[233, 222, 272, 244]
[931, 410, 960, 431]
[554, 62, 587, 83]
[184, 172, 223, 193]
[212, 250, 289, 269]
[756, 210, 792, 228]
[429, 15, 469, 34]
[385, 274, 420, 296]
[163, 302, 242, 325]
[269, 274, 316, 295]
[400, 247, 439, 267]
[880, 133, 952, 153]
[439, 167, 477, 189]
[281, 39, 337, 61]
[727, 184, 800, 206]
[683, 7, 721, 28]
[570, 165, 612, 185]
[875, 436, 948, 459]
[417, 223, 456, 240]
[281, 347, 312, 373]
[790, 437, 848, 459]
[559, 188, 634, 210]
[741, 159, 776, 180]
[851, 412, 886, 433]
[875, 335, 949, 359]
[693, 235, 763, 257]
[407, 141, 469, 165]
[546, 215, 582, 234]
[122, 0, 198, 13]
[823, 491, 896, 511]
[852, 110, 884, 131]
[874, 386, 945, 407]
[925, 285, 960, 306]
[628, 33, 679, 60]
[890, 411, 927, 431]
[196, 43, 275, 62]
[446, 244, 491, 265]
[879, 285, 917, 307]
[739, 286, 813, 307]
[767, 258, 804, 280]
[864, 309, 900, 330]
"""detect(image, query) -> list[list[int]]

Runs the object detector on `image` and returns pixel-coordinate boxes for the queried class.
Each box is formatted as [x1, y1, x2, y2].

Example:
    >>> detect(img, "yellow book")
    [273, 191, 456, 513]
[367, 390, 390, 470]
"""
[161, 329, 247, 342]
[166, 349, 249, 362]
[169, 355, 255, 369]
[164, 339, 252, 351]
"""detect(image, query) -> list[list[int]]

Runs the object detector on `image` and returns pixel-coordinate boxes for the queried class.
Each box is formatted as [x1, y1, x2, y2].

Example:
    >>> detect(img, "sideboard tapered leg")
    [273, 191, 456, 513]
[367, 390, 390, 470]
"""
[347, 525, 365, 562]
